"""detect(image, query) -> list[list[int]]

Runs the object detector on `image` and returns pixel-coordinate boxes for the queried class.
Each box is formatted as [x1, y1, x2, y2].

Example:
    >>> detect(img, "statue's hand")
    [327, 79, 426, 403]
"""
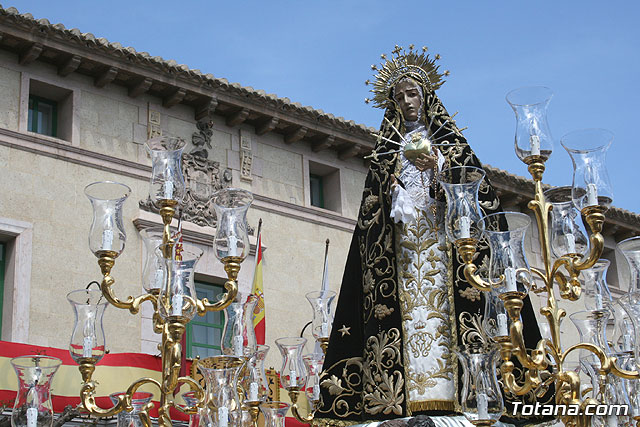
[415, 153, 437, 172]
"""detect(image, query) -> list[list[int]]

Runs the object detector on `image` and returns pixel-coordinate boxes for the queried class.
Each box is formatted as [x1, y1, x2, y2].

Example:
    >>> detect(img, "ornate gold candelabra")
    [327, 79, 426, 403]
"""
[72, 137, 245, 427]
[445, 88, 639, 426]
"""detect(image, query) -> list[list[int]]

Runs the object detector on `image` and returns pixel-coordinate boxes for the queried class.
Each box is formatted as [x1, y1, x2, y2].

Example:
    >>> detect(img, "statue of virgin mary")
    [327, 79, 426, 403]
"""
[315, 46, 550, 427]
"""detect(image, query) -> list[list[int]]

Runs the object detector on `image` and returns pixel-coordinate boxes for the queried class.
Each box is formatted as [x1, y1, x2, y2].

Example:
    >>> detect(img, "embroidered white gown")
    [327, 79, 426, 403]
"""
[388, 125, 515, 427]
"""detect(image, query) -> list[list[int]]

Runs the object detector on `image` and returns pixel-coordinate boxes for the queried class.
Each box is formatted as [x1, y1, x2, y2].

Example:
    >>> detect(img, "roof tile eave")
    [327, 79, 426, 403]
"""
[0, 5, 374, 138]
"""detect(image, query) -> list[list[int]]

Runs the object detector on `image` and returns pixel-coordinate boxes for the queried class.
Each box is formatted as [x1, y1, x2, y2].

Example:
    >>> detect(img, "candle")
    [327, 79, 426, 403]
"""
[218, 407, 228, 427]
[595, 293, 603, 310]
[313, 384, 320, 401]
[249, 382, 259, 401]
[565, 233, 576, 254]
[228, 235, 238, 258]
[586, 183, 598, 206]
[154, 269, 164, 289]
[102, 229, 113, 251]
[504, 267, 517, 293]
[530, 134, 540, 156]
[27, 407, 38, 427]
[164, 180, 174, 200]
[171, 294, 183, 316]
[459, 216, 471, 239]
[233, 335, 243, 356]
[289, 370, 297, 388]
[477, 392, 489, 419]
[497, 314, 508, 337]
[83, 335, 94, 358]
[321, 322, 329, 337]
[623, 333, 633, 351]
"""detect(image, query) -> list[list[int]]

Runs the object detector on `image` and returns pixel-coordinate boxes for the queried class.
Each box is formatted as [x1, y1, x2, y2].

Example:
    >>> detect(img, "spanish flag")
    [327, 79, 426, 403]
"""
[251, 232, 265, 345]
[0, 340, 189, 421]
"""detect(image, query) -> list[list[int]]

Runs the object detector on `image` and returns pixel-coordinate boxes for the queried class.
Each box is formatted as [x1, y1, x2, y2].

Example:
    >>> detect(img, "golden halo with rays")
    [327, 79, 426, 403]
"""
[365, 45, 450, 109]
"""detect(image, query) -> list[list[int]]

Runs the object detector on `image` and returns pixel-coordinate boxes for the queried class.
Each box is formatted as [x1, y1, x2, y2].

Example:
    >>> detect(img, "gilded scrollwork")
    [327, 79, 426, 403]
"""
[319, 356, 365, 418]
[362, 329, 404, 415]
[458, 312, 489, 349]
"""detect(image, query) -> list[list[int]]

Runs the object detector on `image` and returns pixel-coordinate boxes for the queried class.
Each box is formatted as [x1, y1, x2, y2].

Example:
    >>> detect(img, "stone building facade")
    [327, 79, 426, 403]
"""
[0, 5, 638, 374]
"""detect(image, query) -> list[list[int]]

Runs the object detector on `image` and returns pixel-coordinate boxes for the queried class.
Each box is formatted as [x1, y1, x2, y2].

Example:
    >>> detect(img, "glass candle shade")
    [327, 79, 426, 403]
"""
[582, 259, 613, 312]
[139, 227, 165, 292]
[505, 86, 554, 162]
[483, 289, 510, 339]
[146, 136, 186, 206]
[109, 392, 153, 427]
[455, 346, 504, 423]
[303, 353, 324, 409]
[67, 289, 108, 364]
[85, 181, 131, 258]
[438, 166, 486, 243]
[480, 212, 533, 296]
[618, 293, 640, 366]
[610, 295, 636, 354]
[570, 310, 610, 368]
[198, 356, 246, 427]
[181, 391, 202, 427]
[618, 236, 640, 294]
[275, 337, 307, 391]
[221, 294, 258, 357]
[242, 344, 270, 404]
[260, 402, 290, 427]
[212, 188, 253, 262]
[156, 243, 203, 322]
[10, 355, 62, 427]
[544, 186, 589, 258]
[561, 129, 614, 211]
[305, 290, 336, 341]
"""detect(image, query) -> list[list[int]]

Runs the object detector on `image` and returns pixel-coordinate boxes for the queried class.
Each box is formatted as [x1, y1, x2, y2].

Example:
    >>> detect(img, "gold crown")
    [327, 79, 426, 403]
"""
[365, 45, 450, 108]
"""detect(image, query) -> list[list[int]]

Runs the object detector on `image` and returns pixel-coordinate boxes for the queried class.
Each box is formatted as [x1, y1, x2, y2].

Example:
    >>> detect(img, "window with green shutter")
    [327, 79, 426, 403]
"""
[28, 95, 58, 137]
[186, 282, 225, 358]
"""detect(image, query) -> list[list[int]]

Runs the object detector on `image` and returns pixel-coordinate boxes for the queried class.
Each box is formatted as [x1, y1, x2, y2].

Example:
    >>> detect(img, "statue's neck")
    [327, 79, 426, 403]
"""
[404, 120, 423, 133]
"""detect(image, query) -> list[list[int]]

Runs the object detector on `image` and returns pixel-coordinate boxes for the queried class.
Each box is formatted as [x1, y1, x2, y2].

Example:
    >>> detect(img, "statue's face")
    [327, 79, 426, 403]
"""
[393, 79, 422, 122]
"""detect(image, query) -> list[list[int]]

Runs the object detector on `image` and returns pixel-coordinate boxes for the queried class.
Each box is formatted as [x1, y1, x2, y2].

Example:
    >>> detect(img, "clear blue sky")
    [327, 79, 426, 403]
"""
[10, 1, 640, 213]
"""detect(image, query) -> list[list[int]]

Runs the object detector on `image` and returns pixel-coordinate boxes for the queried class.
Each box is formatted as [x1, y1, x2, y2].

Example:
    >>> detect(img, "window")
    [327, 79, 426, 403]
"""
[28, 96, 58, 137]
[310, 174, 324, 208]
[308, 160, 342, 213]
[186, 282, 225, 358]
[26, 79, 73, 142]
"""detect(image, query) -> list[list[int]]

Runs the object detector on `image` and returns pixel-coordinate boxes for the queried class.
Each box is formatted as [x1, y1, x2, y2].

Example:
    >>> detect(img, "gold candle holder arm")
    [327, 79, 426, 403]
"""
[456, 239, 493, 292]
[137, 402, 154, 427]
[549, 259, 582, 301]
[80, 375, 161, 418]
[98, 253, 158, 314]
[503, 296, 548, 370]
[500, 360, 540, 396]
[288, 389, 315, 423]
[570, 205, 606, 272]
[169, 377, 206, 415]
[561, 342, 640, 380]
[196, 259, 239, 314]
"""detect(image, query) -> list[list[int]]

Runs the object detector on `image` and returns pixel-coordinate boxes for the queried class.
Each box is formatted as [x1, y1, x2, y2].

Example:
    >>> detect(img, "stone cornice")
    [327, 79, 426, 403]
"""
[0, 127, 358, 233]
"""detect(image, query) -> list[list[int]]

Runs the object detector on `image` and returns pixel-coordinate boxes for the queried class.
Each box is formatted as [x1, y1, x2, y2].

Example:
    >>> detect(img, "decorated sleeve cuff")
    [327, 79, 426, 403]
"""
[390, 184, 416, 224]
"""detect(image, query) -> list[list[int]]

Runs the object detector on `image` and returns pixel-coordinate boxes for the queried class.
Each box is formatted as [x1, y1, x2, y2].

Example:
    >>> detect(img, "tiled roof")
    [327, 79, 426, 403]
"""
[0, 5, 376, 139]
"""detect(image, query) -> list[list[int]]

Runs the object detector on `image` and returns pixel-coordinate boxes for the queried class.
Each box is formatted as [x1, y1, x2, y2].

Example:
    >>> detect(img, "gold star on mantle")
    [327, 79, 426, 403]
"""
[338, 325, 351, 337]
